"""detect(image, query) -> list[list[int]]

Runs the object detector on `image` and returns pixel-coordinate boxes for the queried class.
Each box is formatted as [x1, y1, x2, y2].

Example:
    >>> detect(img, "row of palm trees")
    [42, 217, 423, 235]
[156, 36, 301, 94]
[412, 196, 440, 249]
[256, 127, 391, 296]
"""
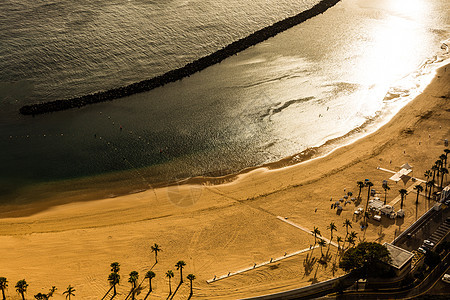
[310, 219, 359, 262]
[422, 149, 449, 199]
[404, 149, 450, 210]
[357, 148, 449, 224]
[104, 244, 196, 300]
[0, 277, 74, 300]
[1, 245, 196, 300]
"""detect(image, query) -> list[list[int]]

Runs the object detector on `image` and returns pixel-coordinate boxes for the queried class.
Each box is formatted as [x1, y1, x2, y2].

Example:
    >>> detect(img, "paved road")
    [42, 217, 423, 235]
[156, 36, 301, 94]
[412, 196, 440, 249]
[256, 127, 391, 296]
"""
[322, 253, 450, 299]
[395, 205, 450, 252]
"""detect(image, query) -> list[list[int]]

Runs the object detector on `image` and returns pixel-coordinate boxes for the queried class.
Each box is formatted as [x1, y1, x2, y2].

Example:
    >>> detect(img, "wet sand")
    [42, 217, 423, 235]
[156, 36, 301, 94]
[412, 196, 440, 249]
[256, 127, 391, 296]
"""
[0, 64, 448, 299]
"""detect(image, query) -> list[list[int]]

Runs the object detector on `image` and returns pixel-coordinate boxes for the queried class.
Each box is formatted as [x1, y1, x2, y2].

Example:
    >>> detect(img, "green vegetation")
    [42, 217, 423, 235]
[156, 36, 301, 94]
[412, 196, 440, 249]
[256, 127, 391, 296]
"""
[15, 279, 28, 300]
[175, 261, 186, 284]
[187, 274, 196, 297]
[414, 184, 423, 204]
[339, 242, 391, 278]
[128, 271, 139, 300]
[0, 277, 7, 300]
[108, 272, 120, 297]
[145, 271, 155, 293]
[151, 243, 162, 264]
[165, 270, 174, 296]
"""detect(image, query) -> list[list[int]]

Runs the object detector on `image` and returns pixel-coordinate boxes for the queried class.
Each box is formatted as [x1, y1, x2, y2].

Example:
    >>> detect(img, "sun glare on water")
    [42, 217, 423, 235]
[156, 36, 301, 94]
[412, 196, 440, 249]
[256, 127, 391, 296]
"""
[357, 0, 430, 86]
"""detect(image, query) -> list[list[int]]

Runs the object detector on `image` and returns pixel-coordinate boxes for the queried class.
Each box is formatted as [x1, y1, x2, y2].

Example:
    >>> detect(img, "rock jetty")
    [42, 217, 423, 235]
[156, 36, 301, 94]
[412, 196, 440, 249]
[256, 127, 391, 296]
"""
[20, 0, 340, 116]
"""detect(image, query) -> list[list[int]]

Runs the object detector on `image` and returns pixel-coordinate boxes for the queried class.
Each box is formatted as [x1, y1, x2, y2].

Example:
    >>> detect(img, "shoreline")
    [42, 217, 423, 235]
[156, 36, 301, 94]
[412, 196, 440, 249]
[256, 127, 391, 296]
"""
[0, 64, 448, 299]
[19, 0, 340, 115]
[2, 59, 444, 218]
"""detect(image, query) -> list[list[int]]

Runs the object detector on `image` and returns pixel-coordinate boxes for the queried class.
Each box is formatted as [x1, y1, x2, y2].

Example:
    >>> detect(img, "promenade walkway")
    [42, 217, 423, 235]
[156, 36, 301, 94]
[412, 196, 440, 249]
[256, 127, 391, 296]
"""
[206, 245, 319, 283]
[276, 216, 338, 248]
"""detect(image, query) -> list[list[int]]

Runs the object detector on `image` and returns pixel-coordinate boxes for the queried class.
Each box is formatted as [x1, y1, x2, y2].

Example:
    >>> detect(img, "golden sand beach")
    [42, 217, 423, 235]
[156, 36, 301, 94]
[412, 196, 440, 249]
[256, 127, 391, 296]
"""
[0, 64, 448, 299]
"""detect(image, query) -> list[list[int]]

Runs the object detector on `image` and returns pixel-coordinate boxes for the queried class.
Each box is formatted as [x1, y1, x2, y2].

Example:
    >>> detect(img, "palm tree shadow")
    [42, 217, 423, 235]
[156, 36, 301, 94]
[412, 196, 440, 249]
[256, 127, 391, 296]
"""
[169, 282, 183, 300]
[303, 253, 317, 276]
[101, 286, 113, 300]
[143, 291, 151, 300]
[308, 263, 320, 285]
[331, 262, 338, 277]
[375, 226, 385, 243]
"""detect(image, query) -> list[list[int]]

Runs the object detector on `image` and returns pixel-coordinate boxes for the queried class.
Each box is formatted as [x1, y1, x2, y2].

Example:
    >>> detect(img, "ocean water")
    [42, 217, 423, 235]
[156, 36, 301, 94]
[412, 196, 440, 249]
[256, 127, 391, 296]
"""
[0, 0, 449, 205]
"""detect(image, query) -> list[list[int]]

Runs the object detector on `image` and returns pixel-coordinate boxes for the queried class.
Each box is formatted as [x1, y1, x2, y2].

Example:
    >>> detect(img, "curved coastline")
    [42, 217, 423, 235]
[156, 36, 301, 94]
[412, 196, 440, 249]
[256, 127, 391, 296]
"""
[0, 64, 448, 299]
[19, 0, 340, 115]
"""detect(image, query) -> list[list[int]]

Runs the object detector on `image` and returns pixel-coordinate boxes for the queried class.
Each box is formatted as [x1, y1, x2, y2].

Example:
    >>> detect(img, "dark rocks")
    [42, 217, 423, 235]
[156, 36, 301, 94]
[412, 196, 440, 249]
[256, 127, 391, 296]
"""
[19, 0, 340, 116]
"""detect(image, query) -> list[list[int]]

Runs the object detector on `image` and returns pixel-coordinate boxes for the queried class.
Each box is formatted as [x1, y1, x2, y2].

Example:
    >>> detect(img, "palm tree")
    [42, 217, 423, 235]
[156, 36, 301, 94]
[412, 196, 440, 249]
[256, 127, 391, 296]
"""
[440, 154, 446, 167]
[348, 231, 358, 249]
[165, 270, 174, 295]
[431, 165, 439, 183]
[110, 262, 120, 274]
[145, 271, 155, 293]
[108, 272, 120, 296]
[414, 185, 423, 205]
[186, 274, 196, 297]
[128, 271, 139, 300]
[47, 286, 56, 298]
[363, 181, 374, 224]
[343, 219, 352, 236]
[341, 219, 351, 250]
[424, 170, 432, 181]
[356, 181, 365, 200]
[326, 222, 337, 255]
[382, 183, 390, 204]
[63, 286, 75, 300]
[336, 236, 343, 251]
[327, 222, 337, 242]
[346, 236, 355, 249]
[311, 226, 321, 248]
[436, 161, 443, 184]
[424, 170, 432, 196]
[151, 243, 162, 264]
[15, 279, 28, 300]
[443, 149, 450, 168]
[175, 261, 186, 284]
[427, 180, 435, 199]
[440, 167, 448, 188]
[318, 239, 327, 257]
[399, 189, 407, 210]
[0, 277, 7, 300]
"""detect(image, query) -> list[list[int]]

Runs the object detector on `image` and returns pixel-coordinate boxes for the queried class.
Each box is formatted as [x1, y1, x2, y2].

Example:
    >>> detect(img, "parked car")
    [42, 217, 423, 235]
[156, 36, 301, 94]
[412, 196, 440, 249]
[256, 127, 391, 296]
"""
[423, 240, 435, 248]
[418, 247, 427, 254]
[442, 274, 450, 284]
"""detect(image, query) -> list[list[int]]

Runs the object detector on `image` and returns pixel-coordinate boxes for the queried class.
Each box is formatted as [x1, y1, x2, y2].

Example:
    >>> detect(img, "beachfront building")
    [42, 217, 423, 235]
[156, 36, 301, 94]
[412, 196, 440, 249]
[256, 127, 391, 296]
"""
[440, 185, 450, 203]
[383, 243, 414, 278]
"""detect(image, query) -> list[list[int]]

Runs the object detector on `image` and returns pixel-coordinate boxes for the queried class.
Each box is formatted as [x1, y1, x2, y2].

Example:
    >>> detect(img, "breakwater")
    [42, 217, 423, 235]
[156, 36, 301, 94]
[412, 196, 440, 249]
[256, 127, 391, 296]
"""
[19, 0, 340, 116]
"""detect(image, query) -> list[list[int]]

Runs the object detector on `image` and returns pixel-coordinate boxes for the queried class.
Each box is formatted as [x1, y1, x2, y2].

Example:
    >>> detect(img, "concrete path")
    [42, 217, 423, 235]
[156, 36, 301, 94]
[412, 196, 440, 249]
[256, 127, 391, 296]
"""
[206, 245, 319, 283]
[376, 166, 426, 183]
[277, 216, 339, 247]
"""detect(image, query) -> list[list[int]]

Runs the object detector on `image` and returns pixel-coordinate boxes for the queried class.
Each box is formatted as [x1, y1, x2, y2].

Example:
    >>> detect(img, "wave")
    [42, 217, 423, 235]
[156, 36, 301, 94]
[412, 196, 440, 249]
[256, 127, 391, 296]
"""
[260, 96, 314, 119]
[170, 47, 450, 188]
